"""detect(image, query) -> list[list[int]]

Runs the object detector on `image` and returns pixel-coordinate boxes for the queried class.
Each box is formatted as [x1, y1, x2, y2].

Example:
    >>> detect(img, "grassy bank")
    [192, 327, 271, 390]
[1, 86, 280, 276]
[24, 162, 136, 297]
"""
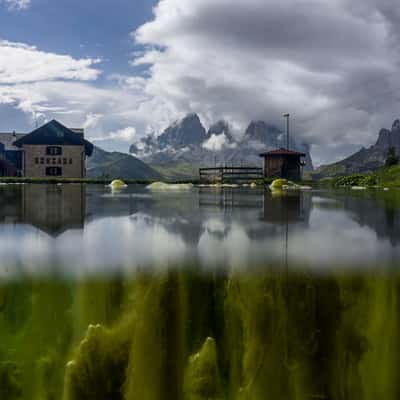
[0, 176, 315, 187]
[0, 177, 204, 185]
[320, 164, 400, 188]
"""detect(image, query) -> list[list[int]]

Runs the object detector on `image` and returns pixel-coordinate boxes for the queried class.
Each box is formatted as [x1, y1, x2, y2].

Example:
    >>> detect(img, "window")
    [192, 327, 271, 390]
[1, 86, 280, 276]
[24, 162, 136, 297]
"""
[63, 158, 67, 165]
[69, 158, 73, 165]
[52, 158, 56, 164]
[34, 157, 39, 164]
[46, 167, 62, 176]
[46, 146, 62, 156]
[46, 158, 50, 164]
[40, 158, 44, 164]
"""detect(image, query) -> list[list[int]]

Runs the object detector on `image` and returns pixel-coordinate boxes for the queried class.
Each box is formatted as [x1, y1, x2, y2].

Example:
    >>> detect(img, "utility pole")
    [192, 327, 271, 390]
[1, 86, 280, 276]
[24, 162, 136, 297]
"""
[283, 113, 290, 150]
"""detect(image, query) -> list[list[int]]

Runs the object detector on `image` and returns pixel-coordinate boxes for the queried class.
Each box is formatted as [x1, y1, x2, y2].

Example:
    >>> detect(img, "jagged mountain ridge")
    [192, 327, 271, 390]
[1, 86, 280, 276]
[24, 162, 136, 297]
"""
[312, 119, 400, 179]
[130, 113, 313, 170]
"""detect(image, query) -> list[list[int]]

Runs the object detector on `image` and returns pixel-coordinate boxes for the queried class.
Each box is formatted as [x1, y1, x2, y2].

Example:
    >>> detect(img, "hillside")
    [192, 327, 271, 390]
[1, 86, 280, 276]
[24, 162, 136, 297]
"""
[323, 164, 400, 189]
[86, 146, 162, 180]
[311, 119, 400, 179]
[150, 161, 201, 181]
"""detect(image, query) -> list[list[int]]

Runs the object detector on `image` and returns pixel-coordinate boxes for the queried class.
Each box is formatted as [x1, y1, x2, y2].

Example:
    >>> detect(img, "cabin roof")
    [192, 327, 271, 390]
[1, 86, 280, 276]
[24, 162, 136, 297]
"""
[259, 148, 306, 157]
[14, 120, 94, 156]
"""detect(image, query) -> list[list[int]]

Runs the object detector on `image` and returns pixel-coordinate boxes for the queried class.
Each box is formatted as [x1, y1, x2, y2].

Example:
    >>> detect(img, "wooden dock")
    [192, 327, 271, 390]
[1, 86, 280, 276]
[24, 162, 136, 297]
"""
[199, 167, 263, 183]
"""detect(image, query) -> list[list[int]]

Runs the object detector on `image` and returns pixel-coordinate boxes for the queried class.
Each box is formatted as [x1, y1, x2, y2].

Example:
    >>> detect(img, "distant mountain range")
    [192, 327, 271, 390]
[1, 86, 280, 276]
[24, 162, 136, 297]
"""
[312, 119, 400, 179]
[129, 113, 313, 172]
[87, 113, 313, 180]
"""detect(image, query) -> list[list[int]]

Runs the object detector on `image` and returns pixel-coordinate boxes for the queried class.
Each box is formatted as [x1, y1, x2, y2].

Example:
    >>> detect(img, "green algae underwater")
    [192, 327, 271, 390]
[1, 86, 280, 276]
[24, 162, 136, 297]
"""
[2, 184, 400, 399]
[1, 269, 400, 400]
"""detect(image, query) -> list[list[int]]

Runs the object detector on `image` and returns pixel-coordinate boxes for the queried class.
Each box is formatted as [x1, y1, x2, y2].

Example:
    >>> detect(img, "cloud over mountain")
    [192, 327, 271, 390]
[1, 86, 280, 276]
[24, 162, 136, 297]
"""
[130, 0, 400, 163]
[2, 1, 400, 164]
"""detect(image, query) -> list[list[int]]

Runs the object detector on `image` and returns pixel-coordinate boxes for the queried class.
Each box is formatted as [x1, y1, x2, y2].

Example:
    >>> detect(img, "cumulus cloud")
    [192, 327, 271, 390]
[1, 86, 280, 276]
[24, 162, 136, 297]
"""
[4, 1, 400, 164]
[0, 40, 101, 84]
[2, 0, 30, 10]
[83, 113, 103, 130]
[129, 0, 400, 163]
[0, 80, 149, 148]
[0, 40, 147, 151]
[202, 133, 237, 151]
[92, 127, 137, 143]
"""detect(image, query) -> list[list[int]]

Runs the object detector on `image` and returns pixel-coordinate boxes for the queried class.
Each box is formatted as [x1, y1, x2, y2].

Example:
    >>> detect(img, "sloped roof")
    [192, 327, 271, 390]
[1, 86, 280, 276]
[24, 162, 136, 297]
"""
[259, 148, 306, 157]
[14, 120, 94, 156]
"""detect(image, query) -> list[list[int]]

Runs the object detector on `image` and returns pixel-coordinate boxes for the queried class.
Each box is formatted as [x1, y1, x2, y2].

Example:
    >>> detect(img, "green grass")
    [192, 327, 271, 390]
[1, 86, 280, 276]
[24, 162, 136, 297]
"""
[319, 164, 400, 188]
[0, 177, 203, 185]
[0, 177, 155, 184]
[150, 162, 200, 180]
[374, 164, 400, 187]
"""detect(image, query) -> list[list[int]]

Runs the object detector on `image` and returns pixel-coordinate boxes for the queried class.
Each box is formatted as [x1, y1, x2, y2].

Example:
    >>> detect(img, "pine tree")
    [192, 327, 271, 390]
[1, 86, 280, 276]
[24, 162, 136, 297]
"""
[385, 146, 399, 167]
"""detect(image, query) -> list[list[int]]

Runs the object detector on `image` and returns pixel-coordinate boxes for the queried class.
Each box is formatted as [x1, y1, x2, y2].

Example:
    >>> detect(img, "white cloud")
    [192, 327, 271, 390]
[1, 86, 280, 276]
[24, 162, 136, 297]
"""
[4, 1, 400, 164]
[2, 0, 30, 10]
[128, 0, 400, 163]
[202, 133, 237, 151]
[83, 113, 103, 130]
[0, 40, 147, 151]
[92, 127, 137, 143]
[0, 40, 101, 84]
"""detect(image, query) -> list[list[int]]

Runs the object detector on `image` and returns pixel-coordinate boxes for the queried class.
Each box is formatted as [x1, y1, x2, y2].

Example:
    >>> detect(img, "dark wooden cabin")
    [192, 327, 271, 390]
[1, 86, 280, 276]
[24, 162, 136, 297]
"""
[259, 148, 306, 181]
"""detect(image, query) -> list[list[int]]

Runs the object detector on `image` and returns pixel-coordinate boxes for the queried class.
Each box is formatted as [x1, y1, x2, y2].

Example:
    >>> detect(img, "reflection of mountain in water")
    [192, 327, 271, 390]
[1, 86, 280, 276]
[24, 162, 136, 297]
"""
[1, 184, 400, 249]
[316, 191, 400, 246]
[85, 188, 152, 221]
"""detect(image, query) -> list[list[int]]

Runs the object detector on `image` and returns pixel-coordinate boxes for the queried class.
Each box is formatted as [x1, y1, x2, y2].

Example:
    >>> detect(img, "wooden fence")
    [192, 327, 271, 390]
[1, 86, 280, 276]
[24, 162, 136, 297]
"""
[199, 167, 263, 183]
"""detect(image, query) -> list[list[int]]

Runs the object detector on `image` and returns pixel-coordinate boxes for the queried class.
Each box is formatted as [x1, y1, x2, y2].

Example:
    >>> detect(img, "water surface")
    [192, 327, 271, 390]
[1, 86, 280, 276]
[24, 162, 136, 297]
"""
[0, 184, 400, 399]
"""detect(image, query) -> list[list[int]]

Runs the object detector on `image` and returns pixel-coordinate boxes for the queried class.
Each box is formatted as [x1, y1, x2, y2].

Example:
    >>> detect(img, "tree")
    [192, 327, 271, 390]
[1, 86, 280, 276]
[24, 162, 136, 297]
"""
[385, 146, 399, 167]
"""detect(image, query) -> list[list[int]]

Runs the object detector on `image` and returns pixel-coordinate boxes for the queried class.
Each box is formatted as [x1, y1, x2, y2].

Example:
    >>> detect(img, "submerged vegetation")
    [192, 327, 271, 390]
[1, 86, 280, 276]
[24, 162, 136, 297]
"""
[1, 271, 400, 399]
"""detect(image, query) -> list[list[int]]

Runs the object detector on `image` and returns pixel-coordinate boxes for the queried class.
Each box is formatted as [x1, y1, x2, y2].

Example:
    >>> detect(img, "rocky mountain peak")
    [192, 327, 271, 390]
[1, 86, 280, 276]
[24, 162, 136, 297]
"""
[376, 128, 392, 148]
[312, 118, 400, 179]
[392, 119, 400, 132]
[158, 113, 207, 148]
[244, 120, 281, 146]
[207, 120, 234, 141]
[375, 119, 400, 150]
[128, 114, 313, 172]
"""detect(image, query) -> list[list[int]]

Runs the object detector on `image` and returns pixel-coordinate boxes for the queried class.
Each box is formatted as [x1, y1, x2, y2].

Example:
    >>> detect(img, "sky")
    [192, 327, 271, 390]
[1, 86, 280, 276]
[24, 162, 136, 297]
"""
[1, 0, 400, 165]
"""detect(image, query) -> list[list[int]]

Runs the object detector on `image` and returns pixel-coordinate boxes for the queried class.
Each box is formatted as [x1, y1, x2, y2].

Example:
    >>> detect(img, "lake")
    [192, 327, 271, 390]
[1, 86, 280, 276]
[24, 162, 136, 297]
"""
[0, 183, 400, 399]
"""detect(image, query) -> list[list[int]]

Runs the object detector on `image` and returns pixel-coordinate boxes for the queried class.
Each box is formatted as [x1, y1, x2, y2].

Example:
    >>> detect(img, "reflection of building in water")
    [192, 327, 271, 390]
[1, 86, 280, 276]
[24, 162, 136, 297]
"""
[0, 185, 23, 224]
[22, 184, 85, 236]
[261, 192, 311, 225]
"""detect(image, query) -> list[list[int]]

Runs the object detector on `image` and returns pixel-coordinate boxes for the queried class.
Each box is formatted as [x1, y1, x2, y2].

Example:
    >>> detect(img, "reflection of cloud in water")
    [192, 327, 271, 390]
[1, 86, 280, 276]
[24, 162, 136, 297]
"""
[0, 186, 400, 279]
[203, 218, 231, 240]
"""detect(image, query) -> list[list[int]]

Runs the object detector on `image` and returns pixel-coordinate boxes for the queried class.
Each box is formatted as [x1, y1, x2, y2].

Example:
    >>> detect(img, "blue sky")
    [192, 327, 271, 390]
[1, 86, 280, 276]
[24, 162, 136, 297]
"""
[1, 0, 400, 165]
[0, 0, 156, 77]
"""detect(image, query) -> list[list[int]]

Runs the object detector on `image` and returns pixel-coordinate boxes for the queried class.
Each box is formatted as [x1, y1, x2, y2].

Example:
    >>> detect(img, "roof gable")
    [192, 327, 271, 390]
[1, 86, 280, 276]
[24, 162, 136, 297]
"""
[259, 148, 306, 157]
[14, 120, 93, 156]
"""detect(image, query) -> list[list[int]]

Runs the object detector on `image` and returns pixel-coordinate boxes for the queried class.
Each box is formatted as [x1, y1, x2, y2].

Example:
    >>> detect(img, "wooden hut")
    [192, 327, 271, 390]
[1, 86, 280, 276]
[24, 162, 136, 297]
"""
[259, 148, 306, 181]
